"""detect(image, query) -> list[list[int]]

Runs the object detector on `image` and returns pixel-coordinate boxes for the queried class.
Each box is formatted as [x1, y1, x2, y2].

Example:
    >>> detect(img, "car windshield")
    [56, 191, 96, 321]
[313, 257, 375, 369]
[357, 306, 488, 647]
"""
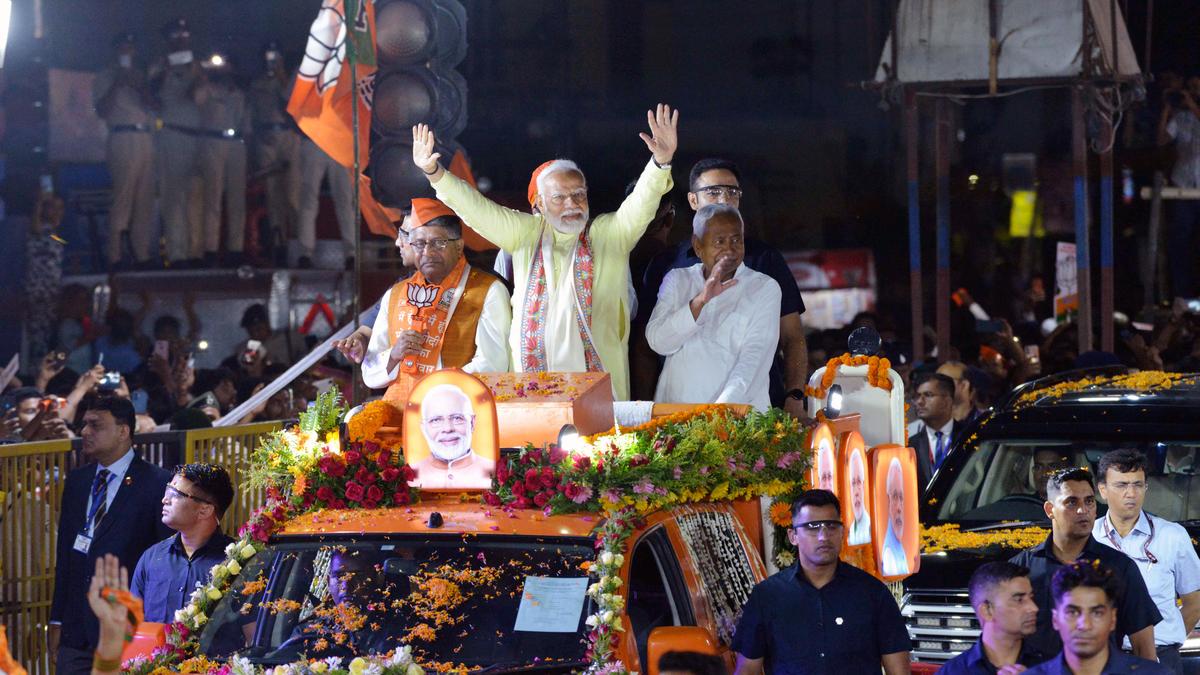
[198, 535, 595, 672]
[937, 439, 1200, 522]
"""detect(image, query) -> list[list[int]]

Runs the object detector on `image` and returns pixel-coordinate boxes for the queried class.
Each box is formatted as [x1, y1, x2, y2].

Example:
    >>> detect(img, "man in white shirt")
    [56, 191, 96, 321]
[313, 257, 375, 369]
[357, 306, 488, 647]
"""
[847, 449, 872, 546]
[1094, 449, 1200, 673]
[881, 457, 911, 576]
[362, 199, 511, 405]
[645, 204, 780, 411]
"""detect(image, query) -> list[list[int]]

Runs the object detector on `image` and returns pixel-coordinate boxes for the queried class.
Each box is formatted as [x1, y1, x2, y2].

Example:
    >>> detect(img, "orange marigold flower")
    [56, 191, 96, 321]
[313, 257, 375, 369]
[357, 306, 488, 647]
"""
[769, 501, 792, 528]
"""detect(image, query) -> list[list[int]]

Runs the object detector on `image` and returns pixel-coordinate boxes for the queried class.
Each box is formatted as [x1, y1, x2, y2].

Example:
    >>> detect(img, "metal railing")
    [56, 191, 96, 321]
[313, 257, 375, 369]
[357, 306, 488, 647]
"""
[0, 421, 281, 673]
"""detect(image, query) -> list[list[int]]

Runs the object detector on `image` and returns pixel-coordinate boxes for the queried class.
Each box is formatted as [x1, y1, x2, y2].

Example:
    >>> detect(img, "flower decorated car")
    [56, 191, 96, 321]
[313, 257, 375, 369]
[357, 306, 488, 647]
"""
[119, 360, 915, 675]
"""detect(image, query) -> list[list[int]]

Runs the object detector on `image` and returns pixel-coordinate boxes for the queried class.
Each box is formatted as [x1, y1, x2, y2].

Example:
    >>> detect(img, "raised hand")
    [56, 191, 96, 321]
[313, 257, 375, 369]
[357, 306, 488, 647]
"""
[411, 124, 444, 178]
[690, 254, 739, 319]
[87, 554, 133, 640]
[638, 103, 679, 166]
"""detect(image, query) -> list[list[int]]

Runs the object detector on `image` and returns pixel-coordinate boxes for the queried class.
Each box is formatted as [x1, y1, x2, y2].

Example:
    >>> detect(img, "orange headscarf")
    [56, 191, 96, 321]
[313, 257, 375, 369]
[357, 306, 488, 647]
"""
[527, 160, 556, 209]
[410, 198, 458, 228]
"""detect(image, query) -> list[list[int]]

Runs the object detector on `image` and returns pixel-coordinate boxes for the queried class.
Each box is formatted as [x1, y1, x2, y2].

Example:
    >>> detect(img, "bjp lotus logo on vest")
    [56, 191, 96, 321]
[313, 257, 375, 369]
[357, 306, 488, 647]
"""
[407, 284, 439, 309]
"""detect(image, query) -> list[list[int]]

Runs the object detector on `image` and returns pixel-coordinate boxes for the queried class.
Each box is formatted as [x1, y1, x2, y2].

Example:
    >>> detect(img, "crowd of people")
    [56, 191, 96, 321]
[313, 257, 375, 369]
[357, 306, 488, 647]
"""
[733, 449, 1200, 674]
[91, 19, 355, 272]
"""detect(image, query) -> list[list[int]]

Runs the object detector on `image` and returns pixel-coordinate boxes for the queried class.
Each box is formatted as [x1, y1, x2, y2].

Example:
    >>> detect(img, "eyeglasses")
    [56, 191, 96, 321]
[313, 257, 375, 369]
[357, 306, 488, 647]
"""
[424, 414, 469, 428]
[164, 484, 212, 504]
[548, 190, 588, 206]
[1109, 480, 1148, 493]
[693, 185, 742, 200]
[707, 234, 744, 248]
[409, 238, 461, 252]
[793, 520, 844, 533]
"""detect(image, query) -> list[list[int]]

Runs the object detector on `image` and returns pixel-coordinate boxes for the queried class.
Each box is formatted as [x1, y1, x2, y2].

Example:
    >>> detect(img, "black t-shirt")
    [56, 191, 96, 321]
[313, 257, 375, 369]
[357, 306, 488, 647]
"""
[731, 562, 911, 675]
[1009, 534, 1161, 657]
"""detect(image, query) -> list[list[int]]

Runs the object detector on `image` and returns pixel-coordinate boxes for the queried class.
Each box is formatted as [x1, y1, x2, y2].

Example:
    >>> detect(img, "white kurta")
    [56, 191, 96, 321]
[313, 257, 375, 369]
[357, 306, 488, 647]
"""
[646, 263, 781, 411]
[361, 275, 512, 389]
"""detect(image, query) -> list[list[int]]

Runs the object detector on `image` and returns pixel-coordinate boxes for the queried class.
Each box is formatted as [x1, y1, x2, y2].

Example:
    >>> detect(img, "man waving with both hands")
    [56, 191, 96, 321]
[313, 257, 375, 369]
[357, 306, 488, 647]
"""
[410, 104, 679, 401]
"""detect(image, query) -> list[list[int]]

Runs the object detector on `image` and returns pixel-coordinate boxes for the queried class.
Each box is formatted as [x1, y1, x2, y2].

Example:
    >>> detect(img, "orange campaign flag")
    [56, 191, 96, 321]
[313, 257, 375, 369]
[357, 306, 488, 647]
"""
[287, 0, 376, 169]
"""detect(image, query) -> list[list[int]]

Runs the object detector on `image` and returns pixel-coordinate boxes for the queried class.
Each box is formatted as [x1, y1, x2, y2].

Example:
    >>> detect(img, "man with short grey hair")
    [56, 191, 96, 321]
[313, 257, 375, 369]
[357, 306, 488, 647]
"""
[645, 204, 780, 410]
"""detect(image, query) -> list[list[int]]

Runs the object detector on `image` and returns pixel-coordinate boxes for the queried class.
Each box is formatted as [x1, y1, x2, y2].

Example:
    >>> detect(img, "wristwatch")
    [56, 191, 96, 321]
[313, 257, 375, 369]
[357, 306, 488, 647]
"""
[652, 158, 671, 170]
[786, 388, 805, 401]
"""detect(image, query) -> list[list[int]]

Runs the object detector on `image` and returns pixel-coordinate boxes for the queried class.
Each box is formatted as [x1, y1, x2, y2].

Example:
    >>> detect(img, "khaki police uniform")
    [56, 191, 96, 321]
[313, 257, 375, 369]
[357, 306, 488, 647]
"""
[93, 63, 155, 265]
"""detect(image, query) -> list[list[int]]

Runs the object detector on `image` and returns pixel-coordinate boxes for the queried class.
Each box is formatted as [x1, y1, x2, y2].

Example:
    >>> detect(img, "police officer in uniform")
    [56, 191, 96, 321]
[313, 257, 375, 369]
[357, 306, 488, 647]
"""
[150, 18, 205, 268]
[195, 53, 248, 267]
[297, 140, 355, 269]
[248, 42, 301, 266]
[93, 33, 156, 270]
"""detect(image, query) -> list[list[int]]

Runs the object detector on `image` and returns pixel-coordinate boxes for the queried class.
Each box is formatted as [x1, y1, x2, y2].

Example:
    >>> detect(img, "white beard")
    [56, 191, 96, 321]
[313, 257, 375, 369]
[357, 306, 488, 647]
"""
[547, 210, 589, 235]
[426, 432, 471, 462]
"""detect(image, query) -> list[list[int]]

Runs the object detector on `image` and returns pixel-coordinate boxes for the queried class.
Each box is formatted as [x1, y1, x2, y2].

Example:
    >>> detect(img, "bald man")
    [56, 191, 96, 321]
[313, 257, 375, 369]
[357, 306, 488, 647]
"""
[412, 384, 495, 490]
[881, 458, 910, 575]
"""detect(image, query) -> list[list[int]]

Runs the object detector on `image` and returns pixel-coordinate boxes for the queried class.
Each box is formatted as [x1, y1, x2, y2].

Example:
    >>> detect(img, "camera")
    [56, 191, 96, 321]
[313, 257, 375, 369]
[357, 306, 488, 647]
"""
[98, 372, 121, 392]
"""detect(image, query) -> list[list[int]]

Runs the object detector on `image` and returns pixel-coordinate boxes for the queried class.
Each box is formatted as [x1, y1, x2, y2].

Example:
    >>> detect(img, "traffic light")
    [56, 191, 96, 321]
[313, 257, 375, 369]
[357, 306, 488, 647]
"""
[368, 0, 468, 208]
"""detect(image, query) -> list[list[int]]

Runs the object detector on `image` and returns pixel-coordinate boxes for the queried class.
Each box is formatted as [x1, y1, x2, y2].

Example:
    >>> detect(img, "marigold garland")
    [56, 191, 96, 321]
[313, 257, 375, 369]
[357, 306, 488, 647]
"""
[583, 403, 737, 443]
[921, 523, 1050, 554]
[804, 352, 894, 400]
[1014, 371, 1192, 409]
[347, 399, 394, 442]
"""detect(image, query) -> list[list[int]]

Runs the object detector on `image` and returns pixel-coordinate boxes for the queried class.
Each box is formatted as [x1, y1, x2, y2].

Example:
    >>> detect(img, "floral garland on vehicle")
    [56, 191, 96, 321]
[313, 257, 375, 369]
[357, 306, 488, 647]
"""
[804, 352, 893, 400]
[1013, 371, 1194, 409]
[127, 389, 425, 675]
[485, 407, 809, 674]
[920, 523, 1050, 554]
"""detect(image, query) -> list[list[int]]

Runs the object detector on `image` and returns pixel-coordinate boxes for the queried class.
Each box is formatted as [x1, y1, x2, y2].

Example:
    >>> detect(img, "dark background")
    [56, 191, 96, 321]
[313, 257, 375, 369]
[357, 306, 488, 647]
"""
[3, 0, 1200, 356]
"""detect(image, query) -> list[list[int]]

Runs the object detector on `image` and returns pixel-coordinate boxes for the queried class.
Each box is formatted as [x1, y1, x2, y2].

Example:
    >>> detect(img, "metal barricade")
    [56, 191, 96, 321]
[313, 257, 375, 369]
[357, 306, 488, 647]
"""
[0, 439, 74, 675]
[0, 420, 280, 672]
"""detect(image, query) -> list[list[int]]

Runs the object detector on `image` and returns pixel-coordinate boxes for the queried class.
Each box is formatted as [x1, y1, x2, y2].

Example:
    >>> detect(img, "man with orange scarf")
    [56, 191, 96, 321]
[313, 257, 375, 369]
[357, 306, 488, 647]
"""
[361, 199, 511, 405]
[410, 104, 678, 400]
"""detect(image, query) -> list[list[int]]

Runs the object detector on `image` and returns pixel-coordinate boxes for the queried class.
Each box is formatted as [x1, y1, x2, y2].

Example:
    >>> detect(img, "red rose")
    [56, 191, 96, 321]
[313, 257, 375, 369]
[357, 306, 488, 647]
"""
[376, 449, 391, 466]
[362, 499, 378, 510]
[512, 496, 531, 509]
[526, 449, 543, 464]
[401, 465, 417, 482]
[548, 445, 567, 464]
[525, 468, 539, 482]
[573, 455, 591, 471]
[496, 460, 510, 483]
[344, 481, 365, 502]
[354, 466, 377, 485]
[533, 491, 550, 508]
[344, 450, 363, 466]
[511, 481, 526, 496]
[318, 455, 346, 478]
[483, 492, 502, 506]
[563, 483, 581, 500]
[364, 441, 380, 455]
[316, 486, 335, 502]
[395, 491, 411, 505]
[524, 478, 541, 494]
[366, 484, 384, 503]
[328, 498, 346, 509]
[381, 467, 400, 482]
[539, 466, 557, 488]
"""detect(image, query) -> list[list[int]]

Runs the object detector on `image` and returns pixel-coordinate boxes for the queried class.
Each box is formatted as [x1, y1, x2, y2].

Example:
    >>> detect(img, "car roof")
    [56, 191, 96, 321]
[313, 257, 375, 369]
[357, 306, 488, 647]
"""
[1000, 368, 1200, 411]
[276, 499, 599, 539]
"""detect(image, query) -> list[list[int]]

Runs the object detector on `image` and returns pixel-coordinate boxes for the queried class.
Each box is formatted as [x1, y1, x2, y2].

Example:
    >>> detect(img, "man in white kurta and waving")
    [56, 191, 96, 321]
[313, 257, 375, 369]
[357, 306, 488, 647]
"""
[410, 104, 679, 401]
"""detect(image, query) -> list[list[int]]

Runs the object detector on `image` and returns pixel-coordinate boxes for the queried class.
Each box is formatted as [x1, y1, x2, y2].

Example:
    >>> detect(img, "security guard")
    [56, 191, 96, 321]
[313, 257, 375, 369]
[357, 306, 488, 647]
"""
[93, 33, 156, 270]
[150, 18, 205, 268]
[248, 41, 301, 265]
[195, 53, 248, 267]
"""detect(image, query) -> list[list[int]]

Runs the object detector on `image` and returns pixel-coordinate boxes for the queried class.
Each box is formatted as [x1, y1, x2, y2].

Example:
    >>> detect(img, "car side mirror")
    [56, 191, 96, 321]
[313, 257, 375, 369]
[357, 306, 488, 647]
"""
[646, 625, 719, 675]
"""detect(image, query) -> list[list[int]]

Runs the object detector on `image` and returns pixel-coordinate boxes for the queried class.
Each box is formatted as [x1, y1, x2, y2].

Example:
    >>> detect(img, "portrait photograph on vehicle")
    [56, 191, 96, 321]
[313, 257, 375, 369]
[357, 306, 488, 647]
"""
[871, 444, 920, 580]
[402, 370, 499, 490]
[841, 431, 872, 547]
[808, 422, 839, 497]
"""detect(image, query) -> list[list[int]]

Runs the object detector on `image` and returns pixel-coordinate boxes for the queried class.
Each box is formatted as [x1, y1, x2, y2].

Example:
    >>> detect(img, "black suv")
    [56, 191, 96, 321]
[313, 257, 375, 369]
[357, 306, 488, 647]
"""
[903, 367, 1200, 666]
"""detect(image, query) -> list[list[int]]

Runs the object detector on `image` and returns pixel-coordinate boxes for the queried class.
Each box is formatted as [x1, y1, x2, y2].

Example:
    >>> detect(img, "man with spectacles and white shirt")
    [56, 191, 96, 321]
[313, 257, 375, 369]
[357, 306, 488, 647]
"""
[1094, 449, 1200, 674]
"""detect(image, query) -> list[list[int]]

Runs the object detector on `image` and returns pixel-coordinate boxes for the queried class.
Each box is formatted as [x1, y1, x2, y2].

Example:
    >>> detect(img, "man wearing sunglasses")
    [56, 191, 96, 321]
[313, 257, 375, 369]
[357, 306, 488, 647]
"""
[1094, 449, 1200, 673]
[130, 463, 235, 623]
[732, 489, 911, 675]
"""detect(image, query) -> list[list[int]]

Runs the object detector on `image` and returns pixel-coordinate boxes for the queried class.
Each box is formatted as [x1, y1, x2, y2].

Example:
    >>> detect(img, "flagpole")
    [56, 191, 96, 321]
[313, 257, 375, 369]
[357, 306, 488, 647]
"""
[348, 0, 365, 407]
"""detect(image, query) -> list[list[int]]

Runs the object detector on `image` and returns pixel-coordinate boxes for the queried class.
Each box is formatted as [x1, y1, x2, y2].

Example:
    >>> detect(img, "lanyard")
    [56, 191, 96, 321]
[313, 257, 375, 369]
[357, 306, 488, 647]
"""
[1105, 513, 1158, 565]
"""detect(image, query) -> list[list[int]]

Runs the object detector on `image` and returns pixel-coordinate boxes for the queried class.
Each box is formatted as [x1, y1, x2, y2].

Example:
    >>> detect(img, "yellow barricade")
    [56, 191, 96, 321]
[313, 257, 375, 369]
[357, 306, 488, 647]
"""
[0, 439, 74, 675]
[0, 421, 280, 673]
